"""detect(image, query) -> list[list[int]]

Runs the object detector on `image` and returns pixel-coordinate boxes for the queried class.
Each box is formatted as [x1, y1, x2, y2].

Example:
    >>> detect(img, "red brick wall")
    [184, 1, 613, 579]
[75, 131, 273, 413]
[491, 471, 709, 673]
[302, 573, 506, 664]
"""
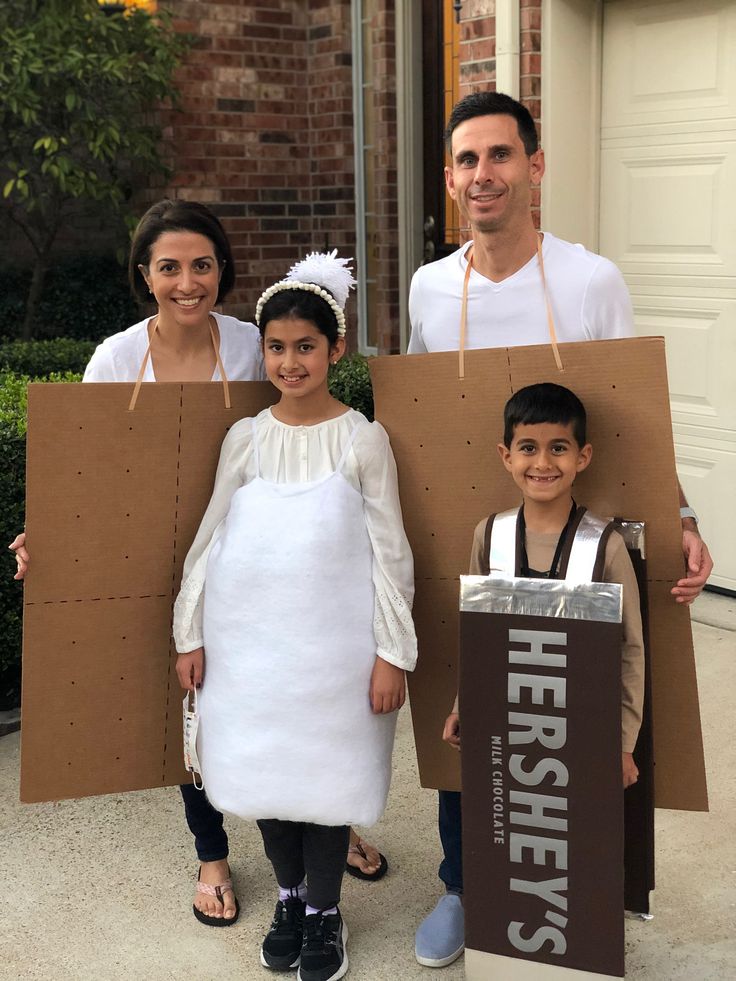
[159, 0, 357, 325]
[161, 0, 401, 351]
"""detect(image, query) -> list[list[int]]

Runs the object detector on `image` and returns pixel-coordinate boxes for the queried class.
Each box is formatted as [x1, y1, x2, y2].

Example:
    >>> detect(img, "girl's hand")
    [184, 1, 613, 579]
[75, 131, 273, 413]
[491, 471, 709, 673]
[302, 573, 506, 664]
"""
[176, 648, 204, 691]
[443, 712, 461, 751]
[9, 532, 29, 581]
[622, 751, 639, 789]
[369, 657, 406, 714]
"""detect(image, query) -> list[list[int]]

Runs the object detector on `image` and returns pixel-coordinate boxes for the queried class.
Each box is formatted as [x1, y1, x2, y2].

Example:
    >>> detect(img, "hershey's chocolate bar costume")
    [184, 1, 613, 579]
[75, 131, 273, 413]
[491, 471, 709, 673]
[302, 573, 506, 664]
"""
[442, 504, 645, 896]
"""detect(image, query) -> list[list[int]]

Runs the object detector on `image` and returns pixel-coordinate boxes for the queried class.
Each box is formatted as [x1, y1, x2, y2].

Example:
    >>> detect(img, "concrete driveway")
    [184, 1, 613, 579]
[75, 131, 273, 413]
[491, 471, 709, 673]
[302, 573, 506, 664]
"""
[1, 592, 733, 980]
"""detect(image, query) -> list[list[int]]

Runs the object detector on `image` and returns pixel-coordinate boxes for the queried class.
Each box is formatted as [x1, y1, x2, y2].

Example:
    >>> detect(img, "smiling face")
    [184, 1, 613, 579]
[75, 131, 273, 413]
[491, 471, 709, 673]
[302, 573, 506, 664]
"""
[497, 421, 592, 506]
[139, 231, 222, 330]
[262, 316, 344, 401]
[445, 113, 544, 235]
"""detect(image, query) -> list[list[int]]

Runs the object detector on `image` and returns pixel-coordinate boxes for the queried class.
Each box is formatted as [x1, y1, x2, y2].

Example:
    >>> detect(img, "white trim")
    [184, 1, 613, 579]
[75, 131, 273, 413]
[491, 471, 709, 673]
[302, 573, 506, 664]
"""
[496, 0, 521, 99]
[395, 0, 424, 353]
[541, 0, 603, 250]
[350, 0, 375, 354]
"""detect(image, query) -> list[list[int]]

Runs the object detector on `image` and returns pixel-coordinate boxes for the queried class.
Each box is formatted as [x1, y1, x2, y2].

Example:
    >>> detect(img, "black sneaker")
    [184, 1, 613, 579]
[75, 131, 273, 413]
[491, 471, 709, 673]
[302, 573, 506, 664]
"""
[260, 896, 306, 971]
[297, 910, 349, 981]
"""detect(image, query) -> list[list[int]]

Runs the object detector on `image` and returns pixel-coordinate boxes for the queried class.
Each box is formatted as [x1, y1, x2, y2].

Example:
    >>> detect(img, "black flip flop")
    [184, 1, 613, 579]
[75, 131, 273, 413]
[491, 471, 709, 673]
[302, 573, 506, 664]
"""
[192, 866, 241, 926]
[345, 841, 389, 882]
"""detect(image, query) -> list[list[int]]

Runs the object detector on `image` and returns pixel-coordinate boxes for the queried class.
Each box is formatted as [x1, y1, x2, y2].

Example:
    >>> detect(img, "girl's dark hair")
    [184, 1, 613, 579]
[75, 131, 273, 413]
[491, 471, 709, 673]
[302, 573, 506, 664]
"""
[128, 199, 235, 304]
[258, 288, 341, 345]
[503, 383, 587, 448]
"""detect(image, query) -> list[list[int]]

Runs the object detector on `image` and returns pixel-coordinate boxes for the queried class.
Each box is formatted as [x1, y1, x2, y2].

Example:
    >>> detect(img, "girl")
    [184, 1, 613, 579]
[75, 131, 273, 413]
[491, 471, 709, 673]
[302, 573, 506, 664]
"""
[173, 252, 418, 981]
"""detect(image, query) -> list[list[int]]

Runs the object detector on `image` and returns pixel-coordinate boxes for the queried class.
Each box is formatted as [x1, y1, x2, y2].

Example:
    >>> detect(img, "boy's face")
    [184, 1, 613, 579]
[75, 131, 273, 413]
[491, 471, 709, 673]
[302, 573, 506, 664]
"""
[497, 421, 592, 504]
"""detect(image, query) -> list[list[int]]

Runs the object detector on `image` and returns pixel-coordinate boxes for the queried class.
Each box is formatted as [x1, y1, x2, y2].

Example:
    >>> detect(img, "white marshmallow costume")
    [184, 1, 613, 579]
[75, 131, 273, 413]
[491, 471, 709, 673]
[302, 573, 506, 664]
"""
[174, 407, 417, 827]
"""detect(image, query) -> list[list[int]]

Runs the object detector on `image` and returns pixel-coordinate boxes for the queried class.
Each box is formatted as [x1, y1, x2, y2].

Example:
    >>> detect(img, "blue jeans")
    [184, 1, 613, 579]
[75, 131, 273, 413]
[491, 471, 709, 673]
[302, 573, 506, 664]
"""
[438, 790, 463, 895]
[180, 783, 229, 862]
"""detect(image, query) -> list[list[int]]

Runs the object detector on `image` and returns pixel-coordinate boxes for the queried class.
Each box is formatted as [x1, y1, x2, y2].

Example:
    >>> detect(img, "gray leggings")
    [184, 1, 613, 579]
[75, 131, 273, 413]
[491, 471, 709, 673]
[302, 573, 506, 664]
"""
[257, 819, 350, 911]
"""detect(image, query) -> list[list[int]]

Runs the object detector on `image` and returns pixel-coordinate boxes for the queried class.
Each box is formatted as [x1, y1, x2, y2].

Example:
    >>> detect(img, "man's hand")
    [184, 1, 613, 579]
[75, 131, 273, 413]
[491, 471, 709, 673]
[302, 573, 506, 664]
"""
[9, 532, 29, 581]
[622, 751, 639, 789]
[672, 524, 713, 605]
[443, 712, 461, 751]
[176, 648, 204, 691]
[369, 657, 406, 714]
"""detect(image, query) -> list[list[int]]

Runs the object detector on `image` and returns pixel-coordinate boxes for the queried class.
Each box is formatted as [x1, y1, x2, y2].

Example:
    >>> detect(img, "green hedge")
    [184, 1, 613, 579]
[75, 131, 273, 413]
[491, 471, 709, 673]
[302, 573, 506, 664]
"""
[0, 338, 97, 377]
[0, 354, 375, 709]
[0, 256, 139, 341]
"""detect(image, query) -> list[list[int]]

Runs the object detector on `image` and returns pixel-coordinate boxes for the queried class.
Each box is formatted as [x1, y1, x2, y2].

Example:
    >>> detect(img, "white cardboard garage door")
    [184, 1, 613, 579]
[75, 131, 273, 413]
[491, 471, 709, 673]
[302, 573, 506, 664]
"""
[600, 0, 736, 591]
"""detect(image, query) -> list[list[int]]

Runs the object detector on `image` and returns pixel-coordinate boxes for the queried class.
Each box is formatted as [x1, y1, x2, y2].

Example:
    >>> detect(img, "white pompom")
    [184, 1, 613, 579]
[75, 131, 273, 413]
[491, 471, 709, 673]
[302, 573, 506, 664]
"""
[286, 250, 356, 309]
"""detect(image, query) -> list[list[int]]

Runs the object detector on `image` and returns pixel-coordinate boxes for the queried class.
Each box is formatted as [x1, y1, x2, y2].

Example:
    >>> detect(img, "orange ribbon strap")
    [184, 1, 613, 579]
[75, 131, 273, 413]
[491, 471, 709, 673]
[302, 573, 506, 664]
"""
[128, 316, 231, 411]
[457, 233, 564, 379]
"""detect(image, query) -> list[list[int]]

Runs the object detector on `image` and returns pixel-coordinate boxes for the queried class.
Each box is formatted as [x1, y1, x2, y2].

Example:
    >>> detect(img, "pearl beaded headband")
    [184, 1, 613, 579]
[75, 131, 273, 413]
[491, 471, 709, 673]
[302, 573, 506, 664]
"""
[255, 250, 355, 337]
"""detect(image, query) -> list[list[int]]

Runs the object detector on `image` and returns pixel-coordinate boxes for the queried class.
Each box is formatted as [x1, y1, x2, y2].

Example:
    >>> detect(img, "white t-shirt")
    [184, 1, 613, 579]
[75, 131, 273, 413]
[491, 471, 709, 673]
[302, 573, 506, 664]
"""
[83, 312, 264, 382]
[407, 232, 634, 353]
[173, 407, 418, 672]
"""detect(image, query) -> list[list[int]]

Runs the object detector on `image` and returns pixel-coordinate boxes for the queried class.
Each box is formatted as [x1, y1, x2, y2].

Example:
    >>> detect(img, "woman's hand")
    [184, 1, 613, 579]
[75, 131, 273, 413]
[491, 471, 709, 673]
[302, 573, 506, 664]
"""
[9, 532, 29, 581]
[442, 712, 461, 751]
[176, 648, 204, 691]
[369, 657, 406, 714]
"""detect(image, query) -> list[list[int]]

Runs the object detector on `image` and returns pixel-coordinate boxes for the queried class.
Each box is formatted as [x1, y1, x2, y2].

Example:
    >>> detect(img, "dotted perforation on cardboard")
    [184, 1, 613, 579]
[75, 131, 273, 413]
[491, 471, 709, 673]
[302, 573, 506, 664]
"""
[161, 385, 185, 784]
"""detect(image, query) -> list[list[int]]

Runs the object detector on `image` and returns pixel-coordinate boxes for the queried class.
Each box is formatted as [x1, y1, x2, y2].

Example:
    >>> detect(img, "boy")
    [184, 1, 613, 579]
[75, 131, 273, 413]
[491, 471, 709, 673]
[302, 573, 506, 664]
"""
[417, 383, 644, 969]
[444, 382, 644, 783]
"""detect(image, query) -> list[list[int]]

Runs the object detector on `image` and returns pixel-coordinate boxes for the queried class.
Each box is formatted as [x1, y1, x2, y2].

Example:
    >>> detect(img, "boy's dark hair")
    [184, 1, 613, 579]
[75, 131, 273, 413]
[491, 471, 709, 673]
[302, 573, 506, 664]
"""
[503, 383, 587, 448]
[444, 91, 539, 156]
[258, 288, 341, 345]
[128, 198, 235, 305]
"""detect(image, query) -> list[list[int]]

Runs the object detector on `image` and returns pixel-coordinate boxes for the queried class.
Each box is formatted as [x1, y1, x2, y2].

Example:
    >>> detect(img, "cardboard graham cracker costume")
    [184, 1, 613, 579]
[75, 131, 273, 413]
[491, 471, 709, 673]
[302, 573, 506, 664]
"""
[20, 380, 277, 802]
[368, 336, 707, 814]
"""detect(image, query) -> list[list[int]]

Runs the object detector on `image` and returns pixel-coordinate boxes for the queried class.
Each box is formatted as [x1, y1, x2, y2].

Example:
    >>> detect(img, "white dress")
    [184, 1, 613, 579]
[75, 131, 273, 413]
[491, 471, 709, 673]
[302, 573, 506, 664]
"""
[173, 408, 417, 827]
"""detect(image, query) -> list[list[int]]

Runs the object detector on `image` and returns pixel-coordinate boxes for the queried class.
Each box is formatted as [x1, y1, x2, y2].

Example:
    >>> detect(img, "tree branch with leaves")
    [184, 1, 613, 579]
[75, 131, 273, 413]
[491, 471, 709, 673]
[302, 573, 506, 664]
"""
[0, 0, 192, 338]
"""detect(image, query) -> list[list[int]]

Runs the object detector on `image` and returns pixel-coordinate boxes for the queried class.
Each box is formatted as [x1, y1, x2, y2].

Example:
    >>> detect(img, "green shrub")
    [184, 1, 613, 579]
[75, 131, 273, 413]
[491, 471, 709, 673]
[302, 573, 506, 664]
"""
[329, 353, 374, 421]
[0, 338, 97, 377]
[0, 256, 139, 341]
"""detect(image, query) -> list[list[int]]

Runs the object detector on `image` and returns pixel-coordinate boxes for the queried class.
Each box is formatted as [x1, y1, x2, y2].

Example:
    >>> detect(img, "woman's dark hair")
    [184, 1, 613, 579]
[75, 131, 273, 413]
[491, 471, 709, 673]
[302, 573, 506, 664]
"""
[258, 289, 341, 345]
[128, 199, 235, 304]
[503, 383, 587, 448]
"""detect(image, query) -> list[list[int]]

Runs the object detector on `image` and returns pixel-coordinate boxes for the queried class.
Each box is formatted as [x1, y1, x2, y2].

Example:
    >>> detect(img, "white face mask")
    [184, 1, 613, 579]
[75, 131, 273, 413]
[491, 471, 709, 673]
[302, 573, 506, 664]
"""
[183, 688, 204, 790]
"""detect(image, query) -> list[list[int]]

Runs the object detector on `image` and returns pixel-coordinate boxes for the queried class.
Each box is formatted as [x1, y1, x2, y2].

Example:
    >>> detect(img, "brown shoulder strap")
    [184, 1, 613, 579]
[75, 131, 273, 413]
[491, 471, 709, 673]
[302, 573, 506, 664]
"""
[592, 522, 616, 582]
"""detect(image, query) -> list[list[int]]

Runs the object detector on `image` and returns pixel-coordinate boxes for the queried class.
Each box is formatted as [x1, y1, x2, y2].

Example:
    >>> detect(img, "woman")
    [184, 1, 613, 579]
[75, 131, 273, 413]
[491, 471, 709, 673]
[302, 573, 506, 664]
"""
[10, 199, 387, 928]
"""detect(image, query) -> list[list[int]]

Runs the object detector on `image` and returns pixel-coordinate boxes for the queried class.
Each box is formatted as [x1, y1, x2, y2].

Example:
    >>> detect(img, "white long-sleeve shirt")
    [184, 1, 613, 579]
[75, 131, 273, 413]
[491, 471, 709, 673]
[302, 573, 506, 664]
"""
[173, 407, 418, 671]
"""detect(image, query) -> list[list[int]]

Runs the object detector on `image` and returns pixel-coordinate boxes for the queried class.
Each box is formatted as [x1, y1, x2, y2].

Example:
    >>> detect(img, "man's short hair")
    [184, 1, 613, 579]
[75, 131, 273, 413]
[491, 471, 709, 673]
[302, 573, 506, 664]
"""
[503, 383, 587, 448]
[445, 91, 539, 156]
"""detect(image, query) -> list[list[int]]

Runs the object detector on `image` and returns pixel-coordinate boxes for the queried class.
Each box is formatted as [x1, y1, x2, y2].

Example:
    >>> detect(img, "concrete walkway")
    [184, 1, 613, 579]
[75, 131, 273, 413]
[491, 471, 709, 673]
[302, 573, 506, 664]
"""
[2, 592, 734, 980]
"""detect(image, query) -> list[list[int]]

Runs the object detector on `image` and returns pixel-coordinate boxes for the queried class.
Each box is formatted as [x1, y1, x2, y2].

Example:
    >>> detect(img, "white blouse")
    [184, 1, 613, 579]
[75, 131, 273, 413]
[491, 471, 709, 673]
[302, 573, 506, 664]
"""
[173, 407, 418, 672]
[82, 312, 265, 382]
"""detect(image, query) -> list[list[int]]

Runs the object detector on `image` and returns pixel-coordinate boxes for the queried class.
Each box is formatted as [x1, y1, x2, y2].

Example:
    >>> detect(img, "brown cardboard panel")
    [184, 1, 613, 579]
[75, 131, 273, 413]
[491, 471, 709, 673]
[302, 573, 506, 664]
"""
[24, 383, 182, 603]
[371, 338, 707, 810]
[21, 381, 278, 802]
[20, 596, 173, 802]
[646, 580, 708, 811]
[408, 577, 462, 792]
[506, 339, 683, 579]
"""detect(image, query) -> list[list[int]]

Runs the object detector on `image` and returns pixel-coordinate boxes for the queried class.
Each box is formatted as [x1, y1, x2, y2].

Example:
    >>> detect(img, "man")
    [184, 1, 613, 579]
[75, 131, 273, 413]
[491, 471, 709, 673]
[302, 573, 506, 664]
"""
[409, 90, 712, 969]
